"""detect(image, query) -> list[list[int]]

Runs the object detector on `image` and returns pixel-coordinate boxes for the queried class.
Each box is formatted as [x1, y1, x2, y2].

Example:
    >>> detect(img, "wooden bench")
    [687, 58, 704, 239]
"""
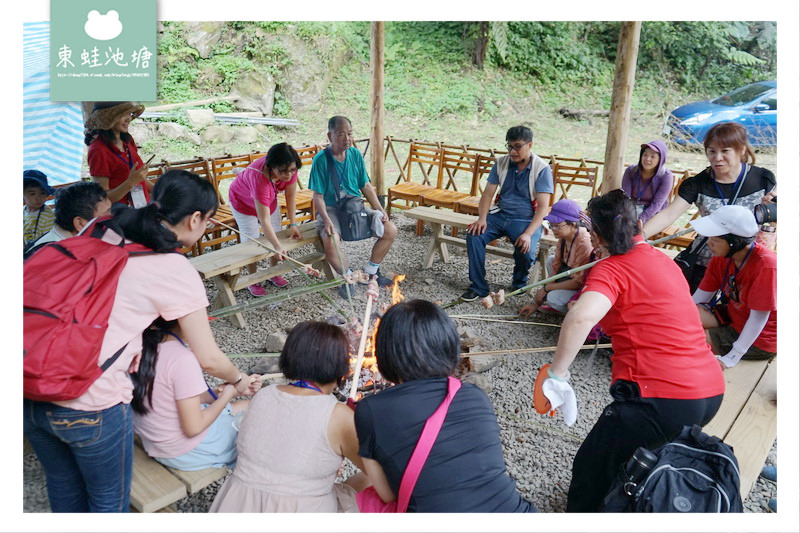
[702, 358, 777, 500]
[189, 221, 331, 328]
[403, 206, 558, 284]
[131, 439, 228, 512]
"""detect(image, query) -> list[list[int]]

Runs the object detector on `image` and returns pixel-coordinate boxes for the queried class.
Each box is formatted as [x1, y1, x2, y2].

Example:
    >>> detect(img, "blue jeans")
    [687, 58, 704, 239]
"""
[23, 400, 134, 512]
[466, 211, 542, 296]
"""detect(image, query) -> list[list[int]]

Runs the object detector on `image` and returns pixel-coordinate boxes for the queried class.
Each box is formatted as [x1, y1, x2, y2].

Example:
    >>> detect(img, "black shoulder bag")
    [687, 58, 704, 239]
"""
[325, 148, 371, 242]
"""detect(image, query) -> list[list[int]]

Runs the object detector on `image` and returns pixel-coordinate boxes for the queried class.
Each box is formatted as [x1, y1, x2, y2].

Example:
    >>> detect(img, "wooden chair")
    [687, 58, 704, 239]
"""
[418, 148, 476, 210]
[653, 170, 699, 250]
[386, 141, 442, 215]
[550, 163, 598, 206]
[277, 144, 318, 225]
[166, 158, 239, 256]
[454, 154, 496, 216]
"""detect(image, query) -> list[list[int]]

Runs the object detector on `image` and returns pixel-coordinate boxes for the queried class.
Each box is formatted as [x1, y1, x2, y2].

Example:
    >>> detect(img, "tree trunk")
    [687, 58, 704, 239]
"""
[602, 22, 642, 193]
[473, 22, 489, 70]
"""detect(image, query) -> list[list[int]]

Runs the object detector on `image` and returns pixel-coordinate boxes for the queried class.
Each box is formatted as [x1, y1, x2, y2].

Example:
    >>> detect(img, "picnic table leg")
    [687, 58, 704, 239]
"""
[213, 274, 247, 329]
[423, 222, 450, 268]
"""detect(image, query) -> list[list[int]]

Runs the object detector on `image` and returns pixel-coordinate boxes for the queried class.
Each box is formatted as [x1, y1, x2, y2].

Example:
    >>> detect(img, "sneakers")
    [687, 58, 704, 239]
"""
[247, 284, 267, 297]
[267, 275, 289, 288]
[373, 270, 393, 288]
[767, 498, 777, 513]
[760, 465, 777, 483]
[460, 289, 483, 302]
[338, 283, 356, 300]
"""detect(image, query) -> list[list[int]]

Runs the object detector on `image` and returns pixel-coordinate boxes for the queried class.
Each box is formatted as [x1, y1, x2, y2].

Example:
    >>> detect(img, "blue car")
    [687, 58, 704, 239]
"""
[663, 80, 777, 147]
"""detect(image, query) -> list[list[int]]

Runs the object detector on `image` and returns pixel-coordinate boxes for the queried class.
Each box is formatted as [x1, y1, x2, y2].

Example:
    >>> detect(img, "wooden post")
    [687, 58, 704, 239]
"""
[369, 21, 386, 202]
[602, 21, 641, 193]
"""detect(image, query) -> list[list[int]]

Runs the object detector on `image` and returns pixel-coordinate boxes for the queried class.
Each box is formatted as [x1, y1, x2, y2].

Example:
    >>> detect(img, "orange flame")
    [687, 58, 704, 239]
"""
[391, 274, 406, 305]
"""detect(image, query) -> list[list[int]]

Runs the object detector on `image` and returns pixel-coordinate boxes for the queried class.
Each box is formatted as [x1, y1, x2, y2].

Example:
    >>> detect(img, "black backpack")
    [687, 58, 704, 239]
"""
[602, 425, 743, 513]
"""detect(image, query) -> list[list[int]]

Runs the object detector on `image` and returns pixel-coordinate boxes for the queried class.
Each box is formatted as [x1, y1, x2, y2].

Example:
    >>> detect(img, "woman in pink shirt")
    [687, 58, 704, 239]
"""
[132, 318, 260, 471]
[23, 170, 258, 512]
[228, 143, 303, 295]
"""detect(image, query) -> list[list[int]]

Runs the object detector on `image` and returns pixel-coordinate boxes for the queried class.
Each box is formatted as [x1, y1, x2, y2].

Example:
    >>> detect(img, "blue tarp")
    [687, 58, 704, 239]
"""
[23, 22, 85, 186]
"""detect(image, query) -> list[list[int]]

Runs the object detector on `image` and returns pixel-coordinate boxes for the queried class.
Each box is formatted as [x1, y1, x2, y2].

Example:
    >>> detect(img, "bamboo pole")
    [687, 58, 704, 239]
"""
[504, 227, 694, 298]
[463, 344, 612, 358]
[329, 231, 356, 317]
[349, 294, 376, 400]
[209, 278, 345, 319]
[370, 21, 386, 200]
[451, 316, 561, 327]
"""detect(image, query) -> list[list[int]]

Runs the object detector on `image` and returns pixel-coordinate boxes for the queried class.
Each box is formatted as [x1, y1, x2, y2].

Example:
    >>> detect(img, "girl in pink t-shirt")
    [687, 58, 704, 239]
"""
[132, 318, 260, 470]
[228, 143, 303, 296]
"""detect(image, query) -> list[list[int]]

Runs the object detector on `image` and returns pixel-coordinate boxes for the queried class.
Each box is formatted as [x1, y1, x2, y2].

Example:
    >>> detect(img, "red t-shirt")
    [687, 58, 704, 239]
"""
[228, 156, 298, 216]
[698, 243, 777, 352]
[87, 137, 148, 205]
[581, 236, 725, 400]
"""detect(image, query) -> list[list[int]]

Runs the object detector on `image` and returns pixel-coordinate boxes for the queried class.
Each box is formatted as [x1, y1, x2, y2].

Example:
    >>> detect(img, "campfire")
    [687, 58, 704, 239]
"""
[338, 274, 406, 402]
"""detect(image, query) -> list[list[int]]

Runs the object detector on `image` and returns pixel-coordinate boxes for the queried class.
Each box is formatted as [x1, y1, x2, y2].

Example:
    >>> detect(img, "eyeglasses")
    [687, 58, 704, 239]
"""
[506, 142, 530, 152]
[273, 166, 297, 176]
[550, 222, 568, 231]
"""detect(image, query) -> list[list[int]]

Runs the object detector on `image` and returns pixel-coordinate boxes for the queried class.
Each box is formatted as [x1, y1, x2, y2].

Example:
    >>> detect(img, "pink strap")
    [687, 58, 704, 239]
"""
[395, 376, 462, 512]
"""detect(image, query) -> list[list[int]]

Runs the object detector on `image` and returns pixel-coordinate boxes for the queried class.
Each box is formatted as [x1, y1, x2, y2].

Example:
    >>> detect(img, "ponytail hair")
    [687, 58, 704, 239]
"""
[131, 317, 178, 415]
[112, 169, 218, 252]
[586, 189, 640, 255]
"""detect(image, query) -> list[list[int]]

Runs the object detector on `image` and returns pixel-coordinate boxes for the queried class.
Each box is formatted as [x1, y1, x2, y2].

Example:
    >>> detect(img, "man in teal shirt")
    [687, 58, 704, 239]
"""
[310, 116, 397, 297]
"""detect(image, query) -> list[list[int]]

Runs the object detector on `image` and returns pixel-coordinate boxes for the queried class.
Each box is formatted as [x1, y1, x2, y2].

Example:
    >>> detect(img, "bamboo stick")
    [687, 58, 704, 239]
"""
[451, 316, 561, 327]
[504, 228, 695, 298]
[349, 294, 375, 400]
[462, 344, 611, 358]
[329, 231, 356, 317]
[209, 218, 320, 274]
[209, 278, 345, 319]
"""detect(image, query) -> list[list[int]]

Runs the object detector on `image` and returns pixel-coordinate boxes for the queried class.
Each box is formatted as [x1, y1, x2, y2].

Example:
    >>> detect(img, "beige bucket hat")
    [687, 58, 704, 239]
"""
[84, 101, 145, 131]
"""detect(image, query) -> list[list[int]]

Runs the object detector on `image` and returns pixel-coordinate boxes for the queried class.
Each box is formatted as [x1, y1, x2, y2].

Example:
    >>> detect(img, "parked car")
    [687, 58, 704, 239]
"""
[663, 80, 776, 147]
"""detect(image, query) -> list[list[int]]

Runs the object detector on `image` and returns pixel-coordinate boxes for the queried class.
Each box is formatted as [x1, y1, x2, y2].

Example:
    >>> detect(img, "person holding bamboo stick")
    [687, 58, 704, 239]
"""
[541, 190, 724, 513]
[210, 321, 369, 513]
[228, 142, 304, 296]
[520, 199, 592, 316]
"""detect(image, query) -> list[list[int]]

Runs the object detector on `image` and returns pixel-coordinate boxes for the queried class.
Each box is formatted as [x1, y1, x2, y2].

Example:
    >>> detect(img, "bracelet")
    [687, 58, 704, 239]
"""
[289, 223, 298, 227]
[229, 373, 243, 386]
[547, 367, 570, 381]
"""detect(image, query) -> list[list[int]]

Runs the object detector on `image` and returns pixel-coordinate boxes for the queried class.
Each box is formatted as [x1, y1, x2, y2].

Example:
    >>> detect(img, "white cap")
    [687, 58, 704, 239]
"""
[691, 205, 759, 238]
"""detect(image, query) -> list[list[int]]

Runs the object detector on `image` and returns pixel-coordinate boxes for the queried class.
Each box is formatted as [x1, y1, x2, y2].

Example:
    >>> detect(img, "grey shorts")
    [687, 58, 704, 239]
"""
[315, 204, 385, 239]
[707, 324, 776, 360]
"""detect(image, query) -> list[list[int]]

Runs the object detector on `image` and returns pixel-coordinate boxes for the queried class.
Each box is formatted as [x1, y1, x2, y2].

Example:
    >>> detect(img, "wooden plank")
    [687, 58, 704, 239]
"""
[722, 360, 777, 500]
[189, 223, 319, 278]
[231, 251, 327, 290]
[166, 466, 229, 494]
[702, 359, 770, 439]
[130, 445, 187, 513]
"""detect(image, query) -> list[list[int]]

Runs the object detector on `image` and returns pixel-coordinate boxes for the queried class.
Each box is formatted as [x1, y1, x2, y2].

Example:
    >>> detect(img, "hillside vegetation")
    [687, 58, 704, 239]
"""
[143, 21, 777, 173]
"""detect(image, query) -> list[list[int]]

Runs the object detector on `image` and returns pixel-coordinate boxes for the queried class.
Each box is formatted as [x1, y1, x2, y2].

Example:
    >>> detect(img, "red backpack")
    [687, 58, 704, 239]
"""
[23, 218, 156, 401]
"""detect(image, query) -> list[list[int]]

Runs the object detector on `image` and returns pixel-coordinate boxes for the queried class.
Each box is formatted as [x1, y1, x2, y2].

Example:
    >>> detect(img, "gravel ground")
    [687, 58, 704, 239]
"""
[23, 212, 777, 513]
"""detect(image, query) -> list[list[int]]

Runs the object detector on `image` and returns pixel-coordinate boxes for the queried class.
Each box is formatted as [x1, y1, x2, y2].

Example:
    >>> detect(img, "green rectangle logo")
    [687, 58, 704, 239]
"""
[50, 0, 156, 101]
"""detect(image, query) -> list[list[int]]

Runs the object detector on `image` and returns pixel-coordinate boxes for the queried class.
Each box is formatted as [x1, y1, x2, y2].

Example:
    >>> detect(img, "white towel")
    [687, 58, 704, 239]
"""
[542, 378, 578, 426]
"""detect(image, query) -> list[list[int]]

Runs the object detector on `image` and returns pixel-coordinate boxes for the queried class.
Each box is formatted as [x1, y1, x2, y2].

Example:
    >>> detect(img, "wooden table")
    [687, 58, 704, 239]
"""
[702, 358, 777, 500]
[189, 221, 332, 328]
[403, 206, 559, 284]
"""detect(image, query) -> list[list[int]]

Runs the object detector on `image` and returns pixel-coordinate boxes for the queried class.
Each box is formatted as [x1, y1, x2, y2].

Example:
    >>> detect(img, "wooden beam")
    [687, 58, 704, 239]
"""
[370, 21, 386, 200]
[602, 22, 641, 193]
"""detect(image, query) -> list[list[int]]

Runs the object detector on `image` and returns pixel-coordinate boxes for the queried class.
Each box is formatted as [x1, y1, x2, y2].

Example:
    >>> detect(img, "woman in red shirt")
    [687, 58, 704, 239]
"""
[543, 189, 725, 512]
[691, 204, 777, 367]
[85, 101, 151, 207]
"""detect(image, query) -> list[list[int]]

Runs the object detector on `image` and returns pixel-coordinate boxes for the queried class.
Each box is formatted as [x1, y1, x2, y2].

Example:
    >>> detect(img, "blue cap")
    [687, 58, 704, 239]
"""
[23, 169, 55, 195]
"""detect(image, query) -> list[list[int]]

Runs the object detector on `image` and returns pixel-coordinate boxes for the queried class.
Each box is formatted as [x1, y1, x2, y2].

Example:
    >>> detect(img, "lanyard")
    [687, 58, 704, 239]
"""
[632, 174, 653, 202]
[561, 227, 580, 265]
[712, 163, 746, 205]
[112, 143, 134, 169]
[289, 380, 324, 393]
[714, 242, 754, 305]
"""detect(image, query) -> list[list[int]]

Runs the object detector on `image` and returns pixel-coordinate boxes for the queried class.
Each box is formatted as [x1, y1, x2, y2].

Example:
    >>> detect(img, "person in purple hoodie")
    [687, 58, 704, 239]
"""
[620, 140, 673, 223]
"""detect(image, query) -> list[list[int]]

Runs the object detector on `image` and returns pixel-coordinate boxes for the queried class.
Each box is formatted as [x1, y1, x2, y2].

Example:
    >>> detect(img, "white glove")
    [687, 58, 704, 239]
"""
[716, 348, 745, 368]
[542, 378, 578, 426]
